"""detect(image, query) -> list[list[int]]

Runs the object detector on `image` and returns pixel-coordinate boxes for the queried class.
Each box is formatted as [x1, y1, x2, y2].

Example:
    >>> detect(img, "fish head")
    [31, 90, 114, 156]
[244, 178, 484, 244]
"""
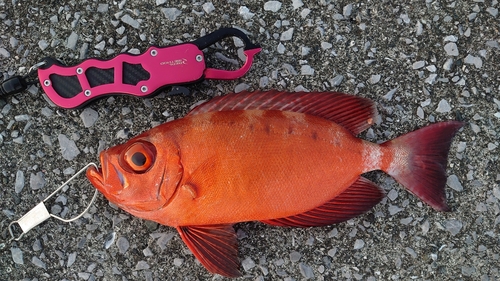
[86, 133, 183, 215]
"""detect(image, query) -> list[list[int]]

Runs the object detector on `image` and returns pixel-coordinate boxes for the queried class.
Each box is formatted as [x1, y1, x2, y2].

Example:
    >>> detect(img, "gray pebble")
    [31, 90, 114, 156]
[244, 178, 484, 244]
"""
[289, 251, 301, 262]
[436, 99, 451, 113]
[121, 14, 140, 29]
[353, 239, 365, 250]
[202, 2, 215, 14]
[33, 239, 42, 251]
[235, 83, 251, 93]
[143, 247, 153, 257]
[388, 205, 403, 215]
[173, 258, 184, 266]
[405, 247, 417, 258]
[446, 175, 463, 191]
[104, 232, 116, 249]
[462, 266, 476, 276]
[97, 3, 109, 13]
[31, 256, 46, 269]
[58, 134, 80, 160]
[412, 61, 426, 69]
[343, 4, 353, 17]
[464, 54, 483, 68]
[292, 0, 304, 9]
[486, 7, 498, 17]
[444, 219, 463, 236]
[387, 189, 398, 201]
[161, 8, 182, 21]
[444, 42, 459, 56]
[30, 171, 45, 190]
[238, 6, 255, 20]
[66, 32, 79, 50]
[80, 108, 99, 128]
[264, 1, 282, 12]
[67, 252, 77, 267]
[135, 260, 150, 270]
[0, 47, 10, 58]
[368, 74, 381, 84]
[38, 40, 49, 51]
[300, 65, 314, 75]
[14, 170, 24, 193]
[156, 232, 175, 250]
[280, 28, 294, 41]
[242, 257, 256, 271]
[117, 236, 129, 254]
[11, 247, 23, 265]
[299, 262, 314, 279]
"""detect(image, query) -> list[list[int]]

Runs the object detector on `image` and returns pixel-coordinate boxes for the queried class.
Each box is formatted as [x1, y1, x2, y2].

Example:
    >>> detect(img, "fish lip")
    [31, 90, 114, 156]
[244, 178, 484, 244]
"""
[87, 165, 104, 190]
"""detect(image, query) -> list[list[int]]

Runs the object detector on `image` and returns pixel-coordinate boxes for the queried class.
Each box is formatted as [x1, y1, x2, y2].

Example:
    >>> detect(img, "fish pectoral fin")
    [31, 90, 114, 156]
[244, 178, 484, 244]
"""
[177, 224, 241, 277]
[261, 177, 385, 227]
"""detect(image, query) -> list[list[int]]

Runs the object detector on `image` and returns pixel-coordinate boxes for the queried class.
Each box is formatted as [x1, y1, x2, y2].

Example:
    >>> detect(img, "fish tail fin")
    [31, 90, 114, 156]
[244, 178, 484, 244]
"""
[381, 121, 464, 211]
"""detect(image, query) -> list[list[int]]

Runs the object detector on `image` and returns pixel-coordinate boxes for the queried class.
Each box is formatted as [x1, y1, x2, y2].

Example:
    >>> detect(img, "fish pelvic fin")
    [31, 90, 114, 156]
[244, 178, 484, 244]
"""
[177, 224, 241, 277]
[381, 121, 464, 211]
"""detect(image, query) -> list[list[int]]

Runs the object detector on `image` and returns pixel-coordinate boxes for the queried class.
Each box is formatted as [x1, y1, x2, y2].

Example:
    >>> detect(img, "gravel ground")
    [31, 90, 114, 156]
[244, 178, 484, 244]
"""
[1, 1, 499, 280]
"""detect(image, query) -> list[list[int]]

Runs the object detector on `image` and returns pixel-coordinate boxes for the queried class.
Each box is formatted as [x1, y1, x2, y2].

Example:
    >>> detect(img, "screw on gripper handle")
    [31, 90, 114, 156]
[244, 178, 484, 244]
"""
[0, 76, 28, 97]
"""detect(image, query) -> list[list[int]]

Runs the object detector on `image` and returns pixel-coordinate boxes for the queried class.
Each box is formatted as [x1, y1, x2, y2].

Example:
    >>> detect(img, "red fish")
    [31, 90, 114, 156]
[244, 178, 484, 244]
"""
[86, 91, 463, 277]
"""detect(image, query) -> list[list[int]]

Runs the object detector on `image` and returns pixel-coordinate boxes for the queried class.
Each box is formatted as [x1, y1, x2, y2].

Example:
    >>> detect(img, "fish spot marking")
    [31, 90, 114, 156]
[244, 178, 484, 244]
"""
[311, 131, 318, 140]
[362, 143, 382, 172]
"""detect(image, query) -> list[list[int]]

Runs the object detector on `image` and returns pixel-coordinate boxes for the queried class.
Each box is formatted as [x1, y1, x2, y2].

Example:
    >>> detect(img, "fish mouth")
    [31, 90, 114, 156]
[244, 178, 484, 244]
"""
[86, 165, 104, 191]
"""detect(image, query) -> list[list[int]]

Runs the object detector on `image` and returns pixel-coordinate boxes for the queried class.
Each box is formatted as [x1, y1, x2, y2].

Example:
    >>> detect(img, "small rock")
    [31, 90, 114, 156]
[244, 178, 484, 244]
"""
[104, 232, 116, 249]
[447, 175, 463, 192]
[235, 83, 251, 93]
[32, 256, 46, 269]
[301, 65, 314, 75]
[280, 28, 294, 41]
[161, 8, 182, 21]
[406, 247, 417, 258]
[412, 61, 426, 69]
[290, 251, 301, 262]
[11, 247, 23, 264]
[117, 236, 129, 254]
[368, 74, 381, 84]
[388, 205, 402, 215]
[197, 2, 213, 14]
[80, 108, 99, 127]
[444, 219, 463, 236]
[66, 32, 79, 50]
[173, 258, 184, 266]
[135, 260, 150, 270]
[387, 189, 398, 201]
[299, 262, 314, 279]
[38, 40, 49, 51]
[464, 54, 483, 68]
[97, 3, 109, 13]
[30, 171, 45, 190]
[436, 99, 452, 113]
[242, 257, 256, 271]
[353, 239, 365, 250]
[292, 0, 304, 9]
[67, 252, 77, 267]
[121, 14, 140, 29]
[0, 47, 10, 58]
[264, 1, 282, 12]
[238, 6, 255, 20]
[58, 134, 80, 160]
[156, 232, 175, 250]
[444, 42, 459, 56]
[329, 75, 344, 86]
[14, 170, 25, 193]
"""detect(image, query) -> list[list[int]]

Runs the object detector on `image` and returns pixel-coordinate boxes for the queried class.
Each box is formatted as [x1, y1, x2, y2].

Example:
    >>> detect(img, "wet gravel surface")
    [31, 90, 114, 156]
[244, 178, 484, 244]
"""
[1, 1, 499, 280]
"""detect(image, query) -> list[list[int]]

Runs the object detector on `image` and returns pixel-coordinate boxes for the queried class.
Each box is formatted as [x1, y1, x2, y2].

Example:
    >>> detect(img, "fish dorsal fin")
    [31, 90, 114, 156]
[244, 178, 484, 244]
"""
[187, 90, 378, 135]
[261, 177, 385, 227]
[177, 224, 240, 277]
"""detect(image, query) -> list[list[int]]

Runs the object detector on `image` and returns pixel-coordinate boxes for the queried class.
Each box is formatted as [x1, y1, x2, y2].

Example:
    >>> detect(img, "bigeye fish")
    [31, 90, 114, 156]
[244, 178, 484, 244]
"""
[86, 91, 463, 277]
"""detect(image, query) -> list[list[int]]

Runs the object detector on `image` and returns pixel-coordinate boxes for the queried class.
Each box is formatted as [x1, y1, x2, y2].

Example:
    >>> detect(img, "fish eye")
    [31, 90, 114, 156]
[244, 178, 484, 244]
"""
[121, 141, 156, 173]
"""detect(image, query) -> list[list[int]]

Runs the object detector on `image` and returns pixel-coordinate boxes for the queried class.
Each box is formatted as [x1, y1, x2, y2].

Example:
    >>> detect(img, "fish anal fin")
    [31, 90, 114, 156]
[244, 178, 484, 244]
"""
[177, 224, 241, 277]
[261, 177, 385, 227]
[187, 90, 378, 135]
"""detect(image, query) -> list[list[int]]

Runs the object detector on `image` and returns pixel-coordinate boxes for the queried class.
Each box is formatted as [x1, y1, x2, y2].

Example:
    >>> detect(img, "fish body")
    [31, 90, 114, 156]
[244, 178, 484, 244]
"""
[87, 91, 463, 277]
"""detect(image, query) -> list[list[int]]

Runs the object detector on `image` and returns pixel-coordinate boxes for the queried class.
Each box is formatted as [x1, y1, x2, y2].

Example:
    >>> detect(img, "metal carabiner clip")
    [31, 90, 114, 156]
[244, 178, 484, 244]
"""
[6, 163, 99, 243]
